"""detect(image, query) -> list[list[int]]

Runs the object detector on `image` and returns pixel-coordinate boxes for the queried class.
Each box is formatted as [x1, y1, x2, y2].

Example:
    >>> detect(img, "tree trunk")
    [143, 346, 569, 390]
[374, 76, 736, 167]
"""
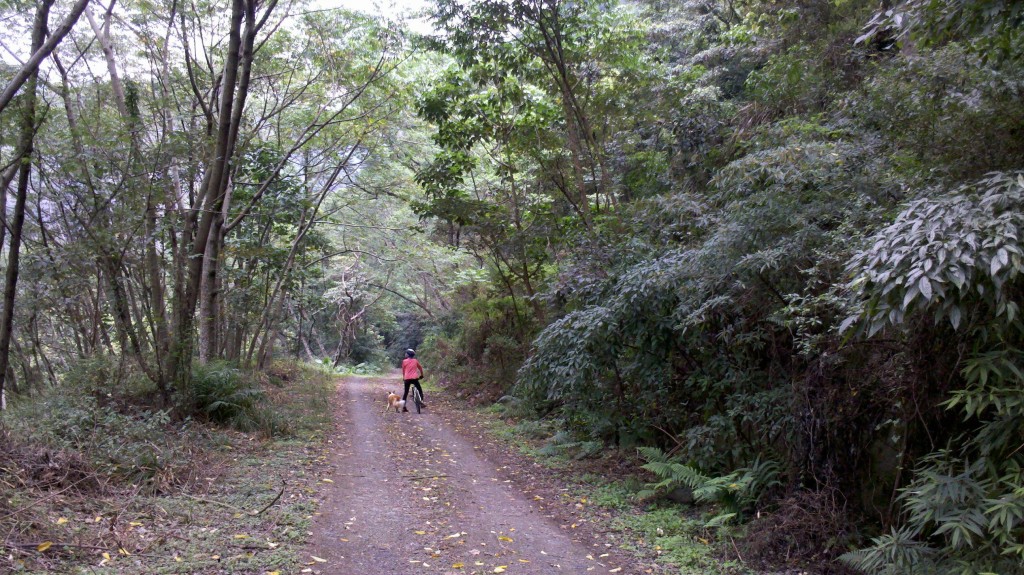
[198, 220, 221, 364]
[0, 0, 52, 408]
[200, 172, 233, 364]
[166, 0, 266, 392]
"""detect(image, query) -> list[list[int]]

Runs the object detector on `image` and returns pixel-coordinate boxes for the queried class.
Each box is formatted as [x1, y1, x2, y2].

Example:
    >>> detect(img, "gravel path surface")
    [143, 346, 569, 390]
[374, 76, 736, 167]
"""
[308, 376, 628, 575]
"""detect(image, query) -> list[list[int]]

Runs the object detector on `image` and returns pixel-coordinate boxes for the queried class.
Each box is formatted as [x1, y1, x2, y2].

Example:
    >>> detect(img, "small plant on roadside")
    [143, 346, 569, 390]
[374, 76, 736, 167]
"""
[189, 361, 269, 433]
[614, 504, 728, 574]
[637, 447, 781, 527]
[538, 430, 604, 460]
[585, 480, 637, 510]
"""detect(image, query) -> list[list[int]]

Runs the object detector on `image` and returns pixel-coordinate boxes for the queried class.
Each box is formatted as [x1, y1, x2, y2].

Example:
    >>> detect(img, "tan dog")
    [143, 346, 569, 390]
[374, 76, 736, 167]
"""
[382, 391, 406, 413]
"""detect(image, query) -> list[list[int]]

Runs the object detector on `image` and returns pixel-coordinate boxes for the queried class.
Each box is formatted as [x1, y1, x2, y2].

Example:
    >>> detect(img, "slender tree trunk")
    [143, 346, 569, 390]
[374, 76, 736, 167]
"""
[144, 199, 170, 395]
[166, 0, 265, 392]
[0, 0, 51, 408]
[200, 175, 232, 363]
[29, 313, 56, 385]
[85, 3, 128, 117]
[198, 222, 221, 363]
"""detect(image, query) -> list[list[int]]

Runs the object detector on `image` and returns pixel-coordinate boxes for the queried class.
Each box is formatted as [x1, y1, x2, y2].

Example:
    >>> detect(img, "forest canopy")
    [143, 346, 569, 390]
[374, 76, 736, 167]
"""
[0, 0, 1022, 572]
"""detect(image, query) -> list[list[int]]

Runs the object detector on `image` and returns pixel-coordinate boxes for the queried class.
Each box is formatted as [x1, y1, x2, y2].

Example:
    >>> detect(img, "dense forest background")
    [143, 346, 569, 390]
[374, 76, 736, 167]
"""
[0, 0, 1022, 572]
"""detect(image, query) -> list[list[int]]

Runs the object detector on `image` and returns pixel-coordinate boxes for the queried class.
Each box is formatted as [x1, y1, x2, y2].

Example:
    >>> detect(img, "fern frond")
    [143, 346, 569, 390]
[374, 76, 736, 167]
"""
[635, 488, 658, 501]
[641, 461, 678, 478]
[704, 512, 737, 528]
[637, 446, 670, 463]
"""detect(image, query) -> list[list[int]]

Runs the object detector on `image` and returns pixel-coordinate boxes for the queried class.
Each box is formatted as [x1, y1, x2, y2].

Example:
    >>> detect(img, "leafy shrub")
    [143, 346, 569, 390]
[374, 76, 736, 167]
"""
[188, 361, 269, 433]
[62, 353, 158, 406]
[846, 171, 1024, 337]
[637, 447, 781, 527]
[421, 287, 538, 400]
[842, 449, 1024, 574]
[853, 46, 1024, 182]
[844, 171, 1024, 573]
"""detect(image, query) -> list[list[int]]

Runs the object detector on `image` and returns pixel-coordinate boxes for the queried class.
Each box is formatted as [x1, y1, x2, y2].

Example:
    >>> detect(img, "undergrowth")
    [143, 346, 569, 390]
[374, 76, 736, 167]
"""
[480, 399, 751, 574]
[0, 358, 336, 574]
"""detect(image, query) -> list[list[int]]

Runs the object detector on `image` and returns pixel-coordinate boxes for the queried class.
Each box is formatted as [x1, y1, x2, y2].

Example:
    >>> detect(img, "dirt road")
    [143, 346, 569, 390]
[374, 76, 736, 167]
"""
[308, 376, 627, 575]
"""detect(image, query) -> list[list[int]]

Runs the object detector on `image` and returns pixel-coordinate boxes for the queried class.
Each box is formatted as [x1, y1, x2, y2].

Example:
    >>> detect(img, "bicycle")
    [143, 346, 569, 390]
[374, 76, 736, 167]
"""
[410, 384, 424, 414]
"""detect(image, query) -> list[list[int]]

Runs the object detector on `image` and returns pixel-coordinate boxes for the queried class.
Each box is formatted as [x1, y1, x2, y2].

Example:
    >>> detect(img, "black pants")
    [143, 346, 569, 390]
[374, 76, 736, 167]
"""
[403, 378, 423, 402]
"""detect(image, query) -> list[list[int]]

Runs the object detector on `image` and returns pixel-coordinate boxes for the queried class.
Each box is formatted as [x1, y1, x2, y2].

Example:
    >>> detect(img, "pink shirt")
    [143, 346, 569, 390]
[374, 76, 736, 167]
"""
[402, 358, 423, 380]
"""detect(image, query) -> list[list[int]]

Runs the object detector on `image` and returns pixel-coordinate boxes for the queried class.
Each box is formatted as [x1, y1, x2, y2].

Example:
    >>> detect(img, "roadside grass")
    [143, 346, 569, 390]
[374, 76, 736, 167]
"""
[0, 360, 336, 574]
[609, 503, 750, 575]
[476, 402, 752, 575]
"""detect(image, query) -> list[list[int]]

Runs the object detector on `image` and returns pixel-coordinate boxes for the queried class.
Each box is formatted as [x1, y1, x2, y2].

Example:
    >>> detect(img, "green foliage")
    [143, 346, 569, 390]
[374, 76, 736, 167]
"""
[853, 45, 1024, 182]
[612, 505, 726, 573]
[847, 171, 1024, 336]
[858, 0, 1024, 61]
[4, 361, 198, 492]
[843, 455, 1024, 574]
[637, 447, 781, 527]
[846, 170, 1024, 572]
[421, 283, 539, 397]
[536, 431, 604, 461]
[188, 362, 275, 434]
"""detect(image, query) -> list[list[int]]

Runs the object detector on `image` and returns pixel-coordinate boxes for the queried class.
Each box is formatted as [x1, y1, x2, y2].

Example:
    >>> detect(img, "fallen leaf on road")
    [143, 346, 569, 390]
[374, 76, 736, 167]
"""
[36, 542, 52, 552]
[493, 567, 507, 573]
[311, 555, 327, 563]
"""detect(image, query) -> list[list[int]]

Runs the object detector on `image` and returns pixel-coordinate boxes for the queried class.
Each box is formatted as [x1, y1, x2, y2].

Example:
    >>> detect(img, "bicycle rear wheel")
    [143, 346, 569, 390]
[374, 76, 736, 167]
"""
[414, 389, 423, 414]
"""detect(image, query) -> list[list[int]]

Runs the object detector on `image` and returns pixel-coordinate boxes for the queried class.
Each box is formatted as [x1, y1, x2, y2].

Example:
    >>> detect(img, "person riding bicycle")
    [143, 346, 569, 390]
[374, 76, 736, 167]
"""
[401, 349, 426, 412]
